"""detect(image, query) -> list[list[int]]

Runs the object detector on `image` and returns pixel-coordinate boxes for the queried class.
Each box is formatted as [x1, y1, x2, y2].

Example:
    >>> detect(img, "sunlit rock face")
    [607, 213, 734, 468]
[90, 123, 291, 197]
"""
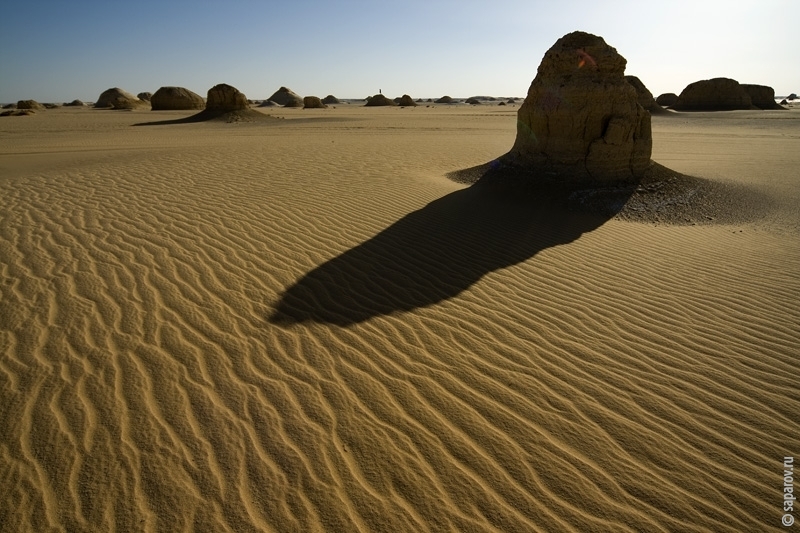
[506, 31, 652, 183]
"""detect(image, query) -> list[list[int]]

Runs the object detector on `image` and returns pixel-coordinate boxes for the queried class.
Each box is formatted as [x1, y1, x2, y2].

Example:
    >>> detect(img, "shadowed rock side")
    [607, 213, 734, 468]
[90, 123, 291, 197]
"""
[270, 182, 626, 326]
[625, 75, 667, 114]
[656, 93, 678, 107]
[503, 31, 652, 184]
[741, 84, 786, 110]
[672, 78, 754, 111]
[17, 100, 45, 110]
[134, 83, 278, 125]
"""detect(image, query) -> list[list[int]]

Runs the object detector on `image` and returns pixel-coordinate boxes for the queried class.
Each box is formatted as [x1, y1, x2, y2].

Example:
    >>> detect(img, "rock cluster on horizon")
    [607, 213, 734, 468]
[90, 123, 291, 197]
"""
[150, 87, 204, 110]
[505, 31, 652, 183]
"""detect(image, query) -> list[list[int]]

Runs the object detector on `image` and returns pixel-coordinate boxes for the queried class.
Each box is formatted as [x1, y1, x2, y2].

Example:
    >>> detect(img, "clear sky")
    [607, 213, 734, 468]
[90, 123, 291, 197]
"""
[0, 0, 795, 103]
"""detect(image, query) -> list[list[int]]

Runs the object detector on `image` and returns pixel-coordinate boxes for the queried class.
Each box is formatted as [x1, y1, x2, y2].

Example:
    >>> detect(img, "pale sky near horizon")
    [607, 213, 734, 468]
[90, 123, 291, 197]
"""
[0, 0, 795, 103]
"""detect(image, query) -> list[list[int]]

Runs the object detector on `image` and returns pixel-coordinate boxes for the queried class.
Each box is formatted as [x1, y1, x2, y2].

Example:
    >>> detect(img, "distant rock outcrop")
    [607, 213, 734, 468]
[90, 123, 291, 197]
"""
[741, 84, 785, 110]
[303, 96, 327, 109]
[625, 75, 665, 114]
[258, 100, 280, 107]
[465, 97, 482, 105]
[267, 87, 303, 107]
[365, 94, 395, 106]
[502, 31, 651, 183]
[321, 95, 340, 104]
[672, 78, 753, 111]
[655, 93, 678, 107]
[95, 88, 148, 109]
[17, 100, 45, 110]
[397, 94, 417, 106]
[137, 92, 152, 102]
[64, 99, 86, 107]
[150, 86, 205, 110]
[435, 95, 454, 104]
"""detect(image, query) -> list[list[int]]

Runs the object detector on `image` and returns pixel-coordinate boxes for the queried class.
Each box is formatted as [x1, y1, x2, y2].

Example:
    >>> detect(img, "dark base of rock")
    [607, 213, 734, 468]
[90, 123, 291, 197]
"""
[134, 108, 280, 126]
[447, 160, 772, 226]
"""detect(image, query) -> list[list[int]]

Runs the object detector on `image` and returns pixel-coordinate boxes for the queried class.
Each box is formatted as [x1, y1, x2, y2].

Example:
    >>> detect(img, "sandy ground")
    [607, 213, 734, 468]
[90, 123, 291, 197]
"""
[1, 103, 799, 532]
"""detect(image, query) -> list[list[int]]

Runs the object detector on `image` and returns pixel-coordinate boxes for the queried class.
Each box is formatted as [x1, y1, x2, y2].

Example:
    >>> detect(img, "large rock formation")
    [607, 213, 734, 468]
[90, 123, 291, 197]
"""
[741, 84, 785, 110]
[672, 78, 753, 111]
[655, 93, 678, 107]
[365, 94, 395, 107]
[303, 96, 327, 109]
[205, 83, 249, 111]
[267, 87, 303, 107]
[625, 75, 665, 114]
[150, 86, 205, 110]
[95, 88, 148, 109]
[504, 31, 651, 183]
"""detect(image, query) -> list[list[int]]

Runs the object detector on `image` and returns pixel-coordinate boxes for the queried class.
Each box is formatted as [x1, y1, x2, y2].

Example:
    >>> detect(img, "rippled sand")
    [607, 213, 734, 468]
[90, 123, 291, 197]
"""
[1, 104, 799, 532]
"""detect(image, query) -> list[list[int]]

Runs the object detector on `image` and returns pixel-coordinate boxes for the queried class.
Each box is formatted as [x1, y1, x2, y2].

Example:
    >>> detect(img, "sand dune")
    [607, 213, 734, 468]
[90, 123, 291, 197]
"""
[1, 105, 799, 532]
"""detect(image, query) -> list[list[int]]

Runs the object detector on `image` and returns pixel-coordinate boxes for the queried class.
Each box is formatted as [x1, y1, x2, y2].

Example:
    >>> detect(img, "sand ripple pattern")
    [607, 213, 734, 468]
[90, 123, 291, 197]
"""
[1, 118, 799, 532]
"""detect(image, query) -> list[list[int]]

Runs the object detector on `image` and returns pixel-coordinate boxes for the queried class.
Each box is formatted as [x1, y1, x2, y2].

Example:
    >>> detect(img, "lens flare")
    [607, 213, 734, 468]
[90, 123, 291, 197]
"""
[576, 48, 597, 69]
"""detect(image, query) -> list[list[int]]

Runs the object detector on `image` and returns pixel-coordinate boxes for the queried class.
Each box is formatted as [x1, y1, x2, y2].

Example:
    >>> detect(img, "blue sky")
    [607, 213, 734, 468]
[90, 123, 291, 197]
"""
[1, 0, 795, 103]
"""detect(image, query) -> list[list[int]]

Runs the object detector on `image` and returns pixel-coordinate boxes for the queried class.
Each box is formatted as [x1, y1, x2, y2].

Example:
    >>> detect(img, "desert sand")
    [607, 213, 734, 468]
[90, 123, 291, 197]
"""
[1, 103, 799, 532]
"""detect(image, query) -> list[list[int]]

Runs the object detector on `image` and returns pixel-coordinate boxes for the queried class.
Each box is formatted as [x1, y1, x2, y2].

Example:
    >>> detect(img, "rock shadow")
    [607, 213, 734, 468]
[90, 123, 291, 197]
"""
[133, 108, 281, 126]
[270, 164, 638, 326]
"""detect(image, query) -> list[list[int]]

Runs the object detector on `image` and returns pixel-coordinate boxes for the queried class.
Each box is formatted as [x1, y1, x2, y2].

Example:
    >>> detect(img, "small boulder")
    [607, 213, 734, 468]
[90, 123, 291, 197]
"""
[435, 95, 454, 104]
[95, 88, 147, 109]
[672, 78, 753, 111]
[267, 86, 303, 107]
[137, 92, 152, 102]
[365, 94, 396, 106]
[303, 96, 328, 109]
[655, 93, 679, 107]
[397, 94, 417, 106]
[741, 84, 785, 110]
[150, 86, 205, 110]
[321, 95, 340, 104]
[64, 99, 86, 107]
[788, 93, 798, 101]
[465, 97, 482, 105]
[17, 100, 45, 110]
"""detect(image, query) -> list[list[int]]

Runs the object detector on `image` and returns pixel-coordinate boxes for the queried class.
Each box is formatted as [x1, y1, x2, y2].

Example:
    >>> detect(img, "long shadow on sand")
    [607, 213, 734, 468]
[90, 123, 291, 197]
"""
[270, 165, 637, 326]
